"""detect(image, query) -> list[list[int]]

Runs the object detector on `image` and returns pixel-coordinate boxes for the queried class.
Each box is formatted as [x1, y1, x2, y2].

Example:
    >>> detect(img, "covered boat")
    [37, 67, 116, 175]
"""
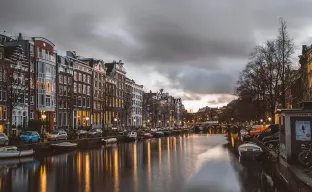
[102, 138, 117, 144]
[143, 133, 153, 139]
[0, 146, 34, 159]
[50, 142, 78, 153]
[238, 142, 263, 159]
[154, 131, 164, 137]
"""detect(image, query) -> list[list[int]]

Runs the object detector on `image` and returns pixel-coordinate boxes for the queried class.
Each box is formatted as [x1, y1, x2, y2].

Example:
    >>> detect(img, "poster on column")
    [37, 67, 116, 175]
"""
[295, 121, 311, 141]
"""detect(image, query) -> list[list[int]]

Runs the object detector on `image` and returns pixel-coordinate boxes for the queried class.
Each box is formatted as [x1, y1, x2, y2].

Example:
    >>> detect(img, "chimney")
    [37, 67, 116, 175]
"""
[18, 33, 23, 40]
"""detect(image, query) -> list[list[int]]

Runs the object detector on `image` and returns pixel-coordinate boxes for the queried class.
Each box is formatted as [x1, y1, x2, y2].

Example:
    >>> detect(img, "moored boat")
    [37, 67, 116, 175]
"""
[102, 138, 117, 144]
[143, 133, 153, 139]
[50, 142, 78, 153]
[238, 142, 263, 159]
[154, 131, 164, 137]
[0, 146, 35, 159]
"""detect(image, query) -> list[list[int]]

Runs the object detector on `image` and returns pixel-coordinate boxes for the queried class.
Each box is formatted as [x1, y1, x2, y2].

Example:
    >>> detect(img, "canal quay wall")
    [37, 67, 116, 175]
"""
[12, 129, 193, 154]
[228, 133, 312, 192]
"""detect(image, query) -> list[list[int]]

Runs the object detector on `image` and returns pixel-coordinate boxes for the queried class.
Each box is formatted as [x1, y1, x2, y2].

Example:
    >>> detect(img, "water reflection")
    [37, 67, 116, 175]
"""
[40, 165, 47, 192]
[0, 134, 287, 192]
[113, 149, 119, 192]
[84, 154, 90, 192]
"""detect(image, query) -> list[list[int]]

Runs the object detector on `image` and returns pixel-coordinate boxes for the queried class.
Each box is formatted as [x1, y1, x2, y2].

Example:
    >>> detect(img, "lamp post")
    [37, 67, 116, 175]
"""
[268, 117, 272, 122]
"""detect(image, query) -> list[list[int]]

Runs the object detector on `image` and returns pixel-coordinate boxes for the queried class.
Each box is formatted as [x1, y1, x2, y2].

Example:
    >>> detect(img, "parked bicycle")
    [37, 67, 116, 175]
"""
[298, 142, 312, 167]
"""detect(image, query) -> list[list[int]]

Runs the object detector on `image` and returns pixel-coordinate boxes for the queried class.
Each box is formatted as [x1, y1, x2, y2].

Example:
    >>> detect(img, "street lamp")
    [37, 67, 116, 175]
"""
[260, 119, 263, 123]
[85, 117, 89, 121]
[268, 117, 272, 122]
[42, 114, 46, 120]
[147, 119, 150, 123]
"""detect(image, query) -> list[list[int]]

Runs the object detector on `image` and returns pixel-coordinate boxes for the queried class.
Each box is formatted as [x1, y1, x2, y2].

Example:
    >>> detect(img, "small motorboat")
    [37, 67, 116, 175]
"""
[154, 131, 164, 137]
[238, 142, 263, 159]
[0, 146, 34, 159]
[143, 133, 153, 139]
[50, 142, 78, 153]
[102, 138, 117, 144]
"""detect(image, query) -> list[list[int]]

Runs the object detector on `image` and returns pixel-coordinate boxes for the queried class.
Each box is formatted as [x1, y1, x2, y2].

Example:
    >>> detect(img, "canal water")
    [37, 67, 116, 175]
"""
[0, 134, 288, 192]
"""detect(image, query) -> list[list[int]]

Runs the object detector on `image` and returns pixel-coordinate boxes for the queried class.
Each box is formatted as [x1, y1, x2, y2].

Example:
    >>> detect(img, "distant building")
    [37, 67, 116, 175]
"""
[130, 80, 143, 127]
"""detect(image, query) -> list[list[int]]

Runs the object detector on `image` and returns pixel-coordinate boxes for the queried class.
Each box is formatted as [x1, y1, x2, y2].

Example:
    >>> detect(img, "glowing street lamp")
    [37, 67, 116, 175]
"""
[85, 116, 90, 121]
[268, 117, 272, 122]
[42, 114, 46, 120]
[260, 119, 263, 123]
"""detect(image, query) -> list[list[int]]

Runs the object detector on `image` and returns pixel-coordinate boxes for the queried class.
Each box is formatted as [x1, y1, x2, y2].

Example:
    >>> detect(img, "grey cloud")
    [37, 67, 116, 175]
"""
[156, 66, 235, 94]
[1, 0, 312, 95]
[181, 94, 202, 101]
[207, 95, 238, 105]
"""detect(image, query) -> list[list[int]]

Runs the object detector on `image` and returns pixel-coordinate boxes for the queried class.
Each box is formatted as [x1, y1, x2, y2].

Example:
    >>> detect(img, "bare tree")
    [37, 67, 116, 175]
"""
[275, 18, 295, 108]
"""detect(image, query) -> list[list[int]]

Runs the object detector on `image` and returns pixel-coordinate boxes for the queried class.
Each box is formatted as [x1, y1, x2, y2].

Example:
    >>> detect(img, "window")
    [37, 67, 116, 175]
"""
[59, 85, 63, 96]
[87, 75, 90, 84]
[3, 69, 6, 82]
[63, 112, 67, 126]
[78, 84, 82, 93]
[74, 71, 77, 81]
[83, 84, 86, 94]
[64, 76, 67, 84]
[73, 82, 77, 93]
[30, 45, 34, 56]
[77, 96, 82, 107]
[3, 106, 7, 120]
[79, 73, 82, 81]
[59, 75, 63, 84]
[46, 95, 51, 107]
[87, 86, 90, 95]
[0, 51, 2, 59]
[41, 94, 44, 105]
[82, 97, 86, 107]
[87, 97, 90, 108]
[68, 77, 72, 85]
[94, 101, 97, 109]
[63, 86, 67, 96]
[30, 111, 34, 119]
[83, 74, 86, 82]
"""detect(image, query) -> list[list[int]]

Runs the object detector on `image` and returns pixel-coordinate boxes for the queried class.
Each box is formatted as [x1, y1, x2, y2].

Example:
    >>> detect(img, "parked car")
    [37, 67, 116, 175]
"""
[76, 130, 88, 138]
[88, 128, 103, 137]
[47, 130, 68, 141]
[262, 132, 279, 142]
[0, 133, 9, 146]
[255, 124, 279, 140]
[20, 131, 40, 143]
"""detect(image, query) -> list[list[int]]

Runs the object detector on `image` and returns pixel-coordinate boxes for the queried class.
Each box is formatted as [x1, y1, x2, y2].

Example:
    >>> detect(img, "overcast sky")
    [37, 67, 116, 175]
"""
[1, 0, 312, 111]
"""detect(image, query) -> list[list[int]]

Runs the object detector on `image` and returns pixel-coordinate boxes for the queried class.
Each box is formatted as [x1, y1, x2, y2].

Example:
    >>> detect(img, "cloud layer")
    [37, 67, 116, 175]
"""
[1, 0, 312, 107]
